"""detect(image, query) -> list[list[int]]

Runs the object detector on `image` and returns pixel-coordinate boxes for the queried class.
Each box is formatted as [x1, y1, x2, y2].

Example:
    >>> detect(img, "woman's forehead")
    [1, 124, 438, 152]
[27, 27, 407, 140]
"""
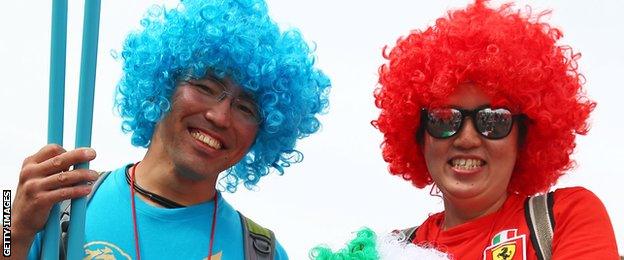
[441, 83, 492, 108]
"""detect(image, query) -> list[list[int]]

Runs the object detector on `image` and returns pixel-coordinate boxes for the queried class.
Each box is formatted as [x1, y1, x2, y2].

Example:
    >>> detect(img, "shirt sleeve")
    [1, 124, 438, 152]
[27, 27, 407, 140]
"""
[274, 239, 289, 260]
[551, 187, 620, 259]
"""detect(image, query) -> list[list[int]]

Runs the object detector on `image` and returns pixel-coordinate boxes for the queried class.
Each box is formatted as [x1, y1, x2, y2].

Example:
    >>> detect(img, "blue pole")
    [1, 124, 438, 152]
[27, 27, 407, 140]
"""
[42, 0, 68, 258]
[67, 0, 101, 259]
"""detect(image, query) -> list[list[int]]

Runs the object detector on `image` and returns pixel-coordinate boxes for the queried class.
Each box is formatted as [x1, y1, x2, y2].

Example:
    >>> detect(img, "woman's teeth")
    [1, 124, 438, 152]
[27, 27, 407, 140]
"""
[190, 130, 222, 150]
[450, 158, 484, 170]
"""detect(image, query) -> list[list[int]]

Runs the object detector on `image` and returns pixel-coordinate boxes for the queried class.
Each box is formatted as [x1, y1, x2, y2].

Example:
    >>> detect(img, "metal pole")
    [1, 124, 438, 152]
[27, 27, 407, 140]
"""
[42, 0, 68, 258]
[66, 0, 101, 259]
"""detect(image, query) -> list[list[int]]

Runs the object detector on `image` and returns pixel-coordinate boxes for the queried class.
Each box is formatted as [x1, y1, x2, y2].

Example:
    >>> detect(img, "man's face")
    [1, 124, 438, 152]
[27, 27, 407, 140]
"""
[153, 74, 259, 180]
[423, 83, 518, 207]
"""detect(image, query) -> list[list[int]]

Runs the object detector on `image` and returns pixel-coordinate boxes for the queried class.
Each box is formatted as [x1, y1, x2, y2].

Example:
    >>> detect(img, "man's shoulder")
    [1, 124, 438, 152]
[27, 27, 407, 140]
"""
[84, 165, 131, 210]
[237, 211, 288, 260]
[91, 164, 132, 192]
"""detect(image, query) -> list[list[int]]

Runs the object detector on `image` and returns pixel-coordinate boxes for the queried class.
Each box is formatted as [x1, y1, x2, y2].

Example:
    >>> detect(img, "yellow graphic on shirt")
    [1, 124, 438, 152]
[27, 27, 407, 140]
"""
[83, 241, 131, 260]
[83, 241, 223, 259]
[203, 251, 222, 260]
[84, 247, 116, 260]
[483, 229, 526, 260]
[492, 244, 516, 260]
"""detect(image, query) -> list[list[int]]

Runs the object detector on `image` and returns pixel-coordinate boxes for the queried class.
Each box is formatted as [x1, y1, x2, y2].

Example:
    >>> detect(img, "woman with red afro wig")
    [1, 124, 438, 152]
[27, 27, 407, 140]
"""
[374, 0, 619, 259]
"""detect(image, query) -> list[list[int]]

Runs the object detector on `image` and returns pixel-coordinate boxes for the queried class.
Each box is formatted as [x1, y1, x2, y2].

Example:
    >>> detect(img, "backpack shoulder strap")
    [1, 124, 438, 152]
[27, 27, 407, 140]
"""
[60, 170, 111, 260]
[393, 226, 419, 243]
[524, 191, 555, 260]
[238, 211, 276, 260]
[86, 170, 112, 201]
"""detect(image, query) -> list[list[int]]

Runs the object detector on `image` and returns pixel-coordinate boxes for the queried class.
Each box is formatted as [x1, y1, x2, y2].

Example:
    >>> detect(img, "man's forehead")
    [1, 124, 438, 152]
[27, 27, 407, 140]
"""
[195, 73, 256, 100]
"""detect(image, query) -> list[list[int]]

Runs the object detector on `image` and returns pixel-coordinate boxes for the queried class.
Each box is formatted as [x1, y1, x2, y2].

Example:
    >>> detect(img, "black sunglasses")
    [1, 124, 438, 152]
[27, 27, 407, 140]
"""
[422, 107, 524, 140]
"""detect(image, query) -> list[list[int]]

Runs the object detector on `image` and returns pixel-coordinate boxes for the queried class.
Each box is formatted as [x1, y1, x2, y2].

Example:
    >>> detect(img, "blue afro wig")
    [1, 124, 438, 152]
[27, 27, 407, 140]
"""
[114, 0, 331, 192]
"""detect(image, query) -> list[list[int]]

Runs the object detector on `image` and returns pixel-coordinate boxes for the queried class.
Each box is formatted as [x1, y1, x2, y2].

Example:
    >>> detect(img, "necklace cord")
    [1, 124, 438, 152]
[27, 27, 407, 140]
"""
[125, 169, 185, 208]
[129, 162, 218, 260]
[130, 163, 142, 260]
[208, 194, 218, 260]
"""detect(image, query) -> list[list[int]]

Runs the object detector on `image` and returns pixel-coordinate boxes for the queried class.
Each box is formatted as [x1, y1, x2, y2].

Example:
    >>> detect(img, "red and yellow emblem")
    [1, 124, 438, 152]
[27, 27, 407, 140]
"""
[483, 229, 526, 260]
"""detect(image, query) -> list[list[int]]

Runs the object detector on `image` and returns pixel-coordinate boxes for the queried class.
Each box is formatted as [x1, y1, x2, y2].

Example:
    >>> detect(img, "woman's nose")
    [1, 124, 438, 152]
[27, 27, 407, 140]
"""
[452, 117, 483, 149]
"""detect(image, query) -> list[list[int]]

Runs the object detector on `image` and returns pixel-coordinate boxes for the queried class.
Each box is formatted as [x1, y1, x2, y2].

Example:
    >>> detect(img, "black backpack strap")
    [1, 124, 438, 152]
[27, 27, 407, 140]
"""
[60, 170, 111, 260]
[239, 211, 275, 260]
[59, 199, 72, 260]
[392, 226, 419, 243]
[524, 192, 555, 260]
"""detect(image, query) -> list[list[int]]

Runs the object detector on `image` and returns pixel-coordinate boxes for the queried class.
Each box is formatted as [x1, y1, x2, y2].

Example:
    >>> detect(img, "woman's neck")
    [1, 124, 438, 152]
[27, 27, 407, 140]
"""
[441, 193, 508, 230]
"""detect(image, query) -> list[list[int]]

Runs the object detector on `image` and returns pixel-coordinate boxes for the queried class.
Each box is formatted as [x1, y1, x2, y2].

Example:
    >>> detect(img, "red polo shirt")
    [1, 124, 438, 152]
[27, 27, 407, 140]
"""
[413, 187, 619, 259]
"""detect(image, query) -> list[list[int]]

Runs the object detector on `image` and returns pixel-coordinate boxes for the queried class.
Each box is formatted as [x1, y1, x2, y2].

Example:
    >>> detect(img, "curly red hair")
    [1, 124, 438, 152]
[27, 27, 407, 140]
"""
[374, 0, 596, 196]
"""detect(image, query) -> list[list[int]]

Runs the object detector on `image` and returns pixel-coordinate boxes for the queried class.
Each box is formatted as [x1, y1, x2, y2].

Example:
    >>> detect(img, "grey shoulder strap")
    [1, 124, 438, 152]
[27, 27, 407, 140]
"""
[393, 226, 418, 243]
[60, 170, 112, 215]
[524, 192, 555, 260]
[238, 212, 276, 260]
[60, 170, 111, 260]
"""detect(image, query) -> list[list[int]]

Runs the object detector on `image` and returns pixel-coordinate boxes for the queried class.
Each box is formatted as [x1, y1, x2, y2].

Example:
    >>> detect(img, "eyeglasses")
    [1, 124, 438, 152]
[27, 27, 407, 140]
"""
[422, 107, 523, 140]
[182, 76, 262, 125]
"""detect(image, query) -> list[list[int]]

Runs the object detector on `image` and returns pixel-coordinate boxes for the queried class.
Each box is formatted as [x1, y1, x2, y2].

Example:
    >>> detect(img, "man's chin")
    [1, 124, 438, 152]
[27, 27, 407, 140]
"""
[173, 163, 220, 182]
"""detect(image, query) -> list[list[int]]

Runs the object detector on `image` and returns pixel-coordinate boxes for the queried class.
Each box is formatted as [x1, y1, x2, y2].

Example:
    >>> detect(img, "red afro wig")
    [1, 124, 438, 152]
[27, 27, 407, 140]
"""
[374, 0, 596, 196]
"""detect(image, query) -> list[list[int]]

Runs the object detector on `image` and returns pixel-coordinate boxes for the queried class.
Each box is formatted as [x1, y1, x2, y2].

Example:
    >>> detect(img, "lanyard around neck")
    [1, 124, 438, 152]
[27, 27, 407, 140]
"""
[129, 162, 218, 260]
[125, 166, 185, 208]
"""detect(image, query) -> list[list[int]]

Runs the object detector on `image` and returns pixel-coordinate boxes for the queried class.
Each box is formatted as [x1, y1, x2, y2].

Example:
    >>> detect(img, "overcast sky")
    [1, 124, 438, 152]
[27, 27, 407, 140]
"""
[1, 0, 623, 258]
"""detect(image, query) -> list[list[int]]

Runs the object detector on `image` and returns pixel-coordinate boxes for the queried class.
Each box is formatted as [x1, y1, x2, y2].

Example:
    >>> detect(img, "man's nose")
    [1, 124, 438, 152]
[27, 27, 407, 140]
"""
[204, 98, 233, 129]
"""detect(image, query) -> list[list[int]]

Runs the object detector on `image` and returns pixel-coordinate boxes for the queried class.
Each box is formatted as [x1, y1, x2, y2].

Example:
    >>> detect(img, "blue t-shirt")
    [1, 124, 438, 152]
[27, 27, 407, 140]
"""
[29, 164, 288, 259]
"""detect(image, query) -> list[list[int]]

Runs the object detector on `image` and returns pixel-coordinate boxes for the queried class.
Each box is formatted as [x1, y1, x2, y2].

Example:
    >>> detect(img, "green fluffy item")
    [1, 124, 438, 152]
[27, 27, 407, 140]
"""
[310, 228, 379, 260]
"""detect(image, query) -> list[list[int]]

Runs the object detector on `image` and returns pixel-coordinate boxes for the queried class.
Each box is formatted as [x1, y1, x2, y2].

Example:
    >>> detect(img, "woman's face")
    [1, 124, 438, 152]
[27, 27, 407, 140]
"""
[423, 83, 519, 209]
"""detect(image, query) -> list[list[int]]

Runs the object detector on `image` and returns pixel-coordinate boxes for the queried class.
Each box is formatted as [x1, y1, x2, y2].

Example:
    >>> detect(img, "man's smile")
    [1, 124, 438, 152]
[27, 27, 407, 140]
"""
[189, 128, 223, 150]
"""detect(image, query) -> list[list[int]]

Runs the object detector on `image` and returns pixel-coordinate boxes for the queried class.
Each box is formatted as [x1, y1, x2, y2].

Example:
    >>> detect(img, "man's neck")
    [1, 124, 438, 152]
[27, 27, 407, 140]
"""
[133, 150, 218, 207]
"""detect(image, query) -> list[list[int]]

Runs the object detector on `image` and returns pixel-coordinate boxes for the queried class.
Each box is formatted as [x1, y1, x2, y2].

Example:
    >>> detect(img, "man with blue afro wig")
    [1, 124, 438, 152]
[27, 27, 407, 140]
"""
[117, 0, 330, 192]
[11, 0, 330, 259]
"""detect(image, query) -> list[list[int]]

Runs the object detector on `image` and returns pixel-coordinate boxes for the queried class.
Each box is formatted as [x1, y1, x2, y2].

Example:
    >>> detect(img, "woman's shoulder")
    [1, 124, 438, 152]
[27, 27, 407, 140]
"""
[419, 211, 445, 227]
[551, 186, 603, 209]
[552, 186, 596, 196]
[550, 186, 613, 228]
[412, 211, 444, 240]
[548, 188, 619, 258]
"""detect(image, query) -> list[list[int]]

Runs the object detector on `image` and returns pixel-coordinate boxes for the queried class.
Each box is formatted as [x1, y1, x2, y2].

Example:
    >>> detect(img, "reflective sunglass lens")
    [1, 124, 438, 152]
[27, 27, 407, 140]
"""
[426, 108, 462, 138]
[424, 107, 517, 139]
[476, 108, 513, 139]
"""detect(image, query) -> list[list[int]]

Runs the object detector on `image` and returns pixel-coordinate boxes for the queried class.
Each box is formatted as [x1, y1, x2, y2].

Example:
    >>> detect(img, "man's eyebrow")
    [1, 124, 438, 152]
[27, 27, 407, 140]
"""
[197, 74, 257, 101]
[237, 90, 256, 101]
[204, 74, 227, 88]
[209, 74, 258, 99]
[188, 74, 227, 89]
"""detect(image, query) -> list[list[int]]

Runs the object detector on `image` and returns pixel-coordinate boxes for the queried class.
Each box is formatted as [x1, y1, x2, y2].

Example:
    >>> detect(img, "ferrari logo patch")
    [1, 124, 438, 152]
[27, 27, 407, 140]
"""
[483, 229, 526, 260]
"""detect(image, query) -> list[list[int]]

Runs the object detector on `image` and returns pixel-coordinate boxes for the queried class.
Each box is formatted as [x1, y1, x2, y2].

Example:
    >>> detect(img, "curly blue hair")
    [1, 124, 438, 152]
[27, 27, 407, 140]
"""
[114, 0, 331, 192]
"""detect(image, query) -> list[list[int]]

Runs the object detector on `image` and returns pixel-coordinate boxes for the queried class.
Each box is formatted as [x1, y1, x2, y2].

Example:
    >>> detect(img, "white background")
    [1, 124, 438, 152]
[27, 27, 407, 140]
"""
[1, 1, 622, 258]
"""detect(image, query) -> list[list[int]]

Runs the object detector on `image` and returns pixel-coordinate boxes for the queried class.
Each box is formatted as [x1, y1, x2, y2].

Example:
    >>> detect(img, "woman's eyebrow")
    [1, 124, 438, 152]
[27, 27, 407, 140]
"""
[448, 104, 492, 110]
